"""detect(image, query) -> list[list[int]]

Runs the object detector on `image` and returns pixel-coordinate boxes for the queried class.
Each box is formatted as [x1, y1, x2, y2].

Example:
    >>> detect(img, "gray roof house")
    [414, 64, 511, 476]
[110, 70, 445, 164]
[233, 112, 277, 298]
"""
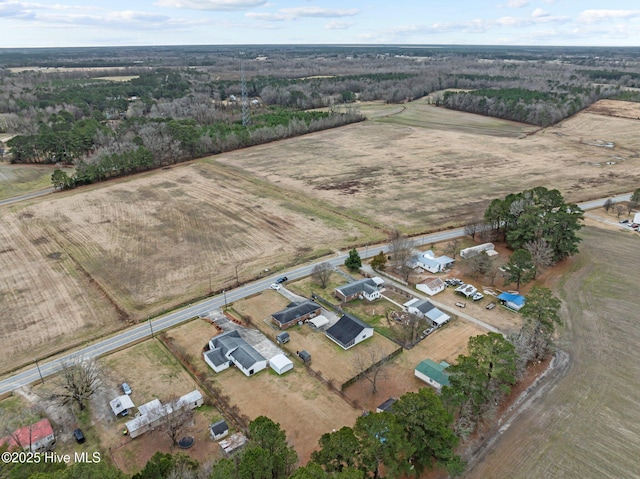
[325, 314, 374, 350]
[335, 277, 384, 303]
[403, 298, 451, 326]
[204, 330, 267, 377]
[271, 300, 322, 329]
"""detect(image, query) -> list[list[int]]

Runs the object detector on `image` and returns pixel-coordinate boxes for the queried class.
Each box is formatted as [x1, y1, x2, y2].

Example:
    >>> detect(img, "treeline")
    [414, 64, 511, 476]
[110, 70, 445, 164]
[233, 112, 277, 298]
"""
[51, 108, 363, 189]
[440, 85, 616, 126]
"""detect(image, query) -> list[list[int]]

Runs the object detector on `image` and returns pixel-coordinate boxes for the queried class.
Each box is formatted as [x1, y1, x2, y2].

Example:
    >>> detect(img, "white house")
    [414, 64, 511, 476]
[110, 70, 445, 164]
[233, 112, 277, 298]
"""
[403, 298, 451, 326]
[415, 359, 450, 392]
[634, 212, 640, 224]
[210, 420, 229, 441]
[335, 277, 384, 302]
[416, 277, 446, 296]
[269, 353, 294, 375]
[125, 391, 203, 439]
[460, 243, 495, 259]
[408, 250, 455, 274]
[204, 330, 268, 377]
[325, 314, 374, 350]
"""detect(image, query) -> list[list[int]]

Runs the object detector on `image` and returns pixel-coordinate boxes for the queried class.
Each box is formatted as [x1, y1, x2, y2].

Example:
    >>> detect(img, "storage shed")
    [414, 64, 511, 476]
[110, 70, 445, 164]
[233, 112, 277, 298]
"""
[109, 394, 135, 417]
[415, 359, 450, 392]
[269, 354, 294, 375]
[210, 420, 229, 441]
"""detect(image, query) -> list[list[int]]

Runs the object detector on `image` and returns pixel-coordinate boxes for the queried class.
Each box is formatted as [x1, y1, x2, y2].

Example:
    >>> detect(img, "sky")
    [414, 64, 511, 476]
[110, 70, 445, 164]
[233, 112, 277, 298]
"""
[1, 0, 640, 48]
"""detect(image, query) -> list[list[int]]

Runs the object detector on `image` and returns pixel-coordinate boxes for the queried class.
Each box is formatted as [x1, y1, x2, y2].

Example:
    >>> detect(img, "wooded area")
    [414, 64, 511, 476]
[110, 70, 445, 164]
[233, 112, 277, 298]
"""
[2, 45, 640, 188]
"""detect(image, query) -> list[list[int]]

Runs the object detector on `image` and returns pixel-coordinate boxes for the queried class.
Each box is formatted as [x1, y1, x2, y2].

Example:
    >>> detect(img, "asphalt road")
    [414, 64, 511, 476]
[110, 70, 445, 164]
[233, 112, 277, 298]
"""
[0, 193, 631, 395]
[0, 187, 54, 206]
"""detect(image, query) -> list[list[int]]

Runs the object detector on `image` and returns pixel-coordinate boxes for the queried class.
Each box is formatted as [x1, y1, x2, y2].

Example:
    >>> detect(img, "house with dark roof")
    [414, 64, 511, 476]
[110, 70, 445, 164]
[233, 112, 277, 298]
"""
[376, 397, 397, 413]
[334, 277, 384, 303]
[0, 418, 56, 452]
[271, 300, 322, 329]
[415, 359, 450, 392]
[325, 314, 374, 350]
[403, 298, 451, 326]
[204, 330, 267, 377]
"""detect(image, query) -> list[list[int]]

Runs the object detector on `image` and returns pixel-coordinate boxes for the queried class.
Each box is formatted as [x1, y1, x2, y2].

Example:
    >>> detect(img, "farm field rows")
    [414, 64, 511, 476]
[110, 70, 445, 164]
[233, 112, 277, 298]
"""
[464, 225, 640, 479]
[217, 100, 640, 232]
[1, 99, 639, 377]
[0, 161, 380, 375]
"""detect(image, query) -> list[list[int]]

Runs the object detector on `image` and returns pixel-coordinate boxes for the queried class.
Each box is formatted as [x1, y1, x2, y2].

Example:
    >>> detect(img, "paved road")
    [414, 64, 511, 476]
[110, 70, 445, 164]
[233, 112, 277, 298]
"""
[0, 187, 55, 206]
[0, 194, 630, 395]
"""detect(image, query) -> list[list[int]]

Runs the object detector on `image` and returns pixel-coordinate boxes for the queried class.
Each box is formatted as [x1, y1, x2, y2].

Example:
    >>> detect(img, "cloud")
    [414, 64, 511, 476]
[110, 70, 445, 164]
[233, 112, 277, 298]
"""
[245, 6, 359, 24]
[325, 20, 352, 30]
[532, 8, 549, 18]
[245, 11, 287, 21]
[278, 7, 359, 18]
[154, 0, 267, 11]
[577, 9, 640, 24]
[507, 0, 529, 7]
[0, 1, 35, 19]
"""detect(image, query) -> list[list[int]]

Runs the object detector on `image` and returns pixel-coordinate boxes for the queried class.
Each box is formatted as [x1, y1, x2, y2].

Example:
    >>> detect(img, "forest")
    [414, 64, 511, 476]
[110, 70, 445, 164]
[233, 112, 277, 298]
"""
[2, 44, 640, 187]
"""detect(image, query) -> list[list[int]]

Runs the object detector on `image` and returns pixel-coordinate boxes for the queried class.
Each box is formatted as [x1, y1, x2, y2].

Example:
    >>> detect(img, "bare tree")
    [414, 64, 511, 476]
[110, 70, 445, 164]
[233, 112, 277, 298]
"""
[615, 204, 626, 219]
[0, 405, 41, 451]
[627, 199, 638, 215]
[397, 313, 429, 346]
[464, 222, 482, 241]
[55, 358, 100, 411]
[354, 347, 390, 394]
[444, 239, 461, 259]
[388, 229, 413, 282]
[524, 238, 555, 278]
[158, 397, 195, 447]
[311, 262, 333, 289]
[603, 198, 614, 213]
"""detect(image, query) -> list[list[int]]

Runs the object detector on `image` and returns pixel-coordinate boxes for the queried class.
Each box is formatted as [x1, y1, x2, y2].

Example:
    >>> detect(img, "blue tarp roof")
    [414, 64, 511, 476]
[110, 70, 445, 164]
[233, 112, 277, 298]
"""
[497, 292, 526, 306]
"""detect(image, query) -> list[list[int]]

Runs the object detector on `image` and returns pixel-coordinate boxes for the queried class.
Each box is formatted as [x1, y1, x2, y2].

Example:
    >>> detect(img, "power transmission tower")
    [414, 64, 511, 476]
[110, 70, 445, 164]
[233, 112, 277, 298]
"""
[241, 53, 250, 127]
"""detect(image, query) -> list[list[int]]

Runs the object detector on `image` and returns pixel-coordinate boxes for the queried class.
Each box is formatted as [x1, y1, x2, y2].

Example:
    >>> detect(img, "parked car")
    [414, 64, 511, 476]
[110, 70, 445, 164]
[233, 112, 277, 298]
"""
[73, 428, 86, 444]
[121, 382, 132, 395]
[276, 276, 288, 284]
[472, 292, 484, 301]
[270, 283, 281, 291]
[620, 219, 629, 224]
[455, 301, 466, 308]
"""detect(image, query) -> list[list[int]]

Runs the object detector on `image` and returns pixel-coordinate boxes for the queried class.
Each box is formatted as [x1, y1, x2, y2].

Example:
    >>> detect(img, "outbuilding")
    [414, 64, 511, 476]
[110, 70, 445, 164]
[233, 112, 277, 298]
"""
[497, 292, 526, 311]
[110, 394, 135, 417]
[269, 353, 294, 375]
[210, 420, 229, 441]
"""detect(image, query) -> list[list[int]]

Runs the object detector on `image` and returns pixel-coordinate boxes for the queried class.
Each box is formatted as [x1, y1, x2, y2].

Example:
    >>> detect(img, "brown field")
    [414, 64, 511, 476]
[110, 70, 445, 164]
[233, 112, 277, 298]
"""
[2, 99, 639, 378]
[217, 99, 640, 232]
[0, 162, 378, 375]
[93, 76, 139, 82]
[464, 225, 640, 479]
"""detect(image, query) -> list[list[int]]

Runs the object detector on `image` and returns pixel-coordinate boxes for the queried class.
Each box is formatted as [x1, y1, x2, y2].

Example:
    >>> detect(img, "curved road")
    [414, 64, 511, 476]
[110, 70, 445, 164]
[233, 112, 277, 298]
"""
[0, 193, 631, 396]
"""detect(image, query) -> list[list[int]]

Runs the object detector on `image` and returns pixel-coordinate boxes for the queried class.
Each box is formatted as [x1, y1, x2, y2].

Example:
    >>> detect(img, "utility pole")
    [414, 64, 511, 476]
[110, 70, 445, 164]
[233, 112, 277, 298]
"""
[223, 289, 228, 310]
[34, 358, 44, 384]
